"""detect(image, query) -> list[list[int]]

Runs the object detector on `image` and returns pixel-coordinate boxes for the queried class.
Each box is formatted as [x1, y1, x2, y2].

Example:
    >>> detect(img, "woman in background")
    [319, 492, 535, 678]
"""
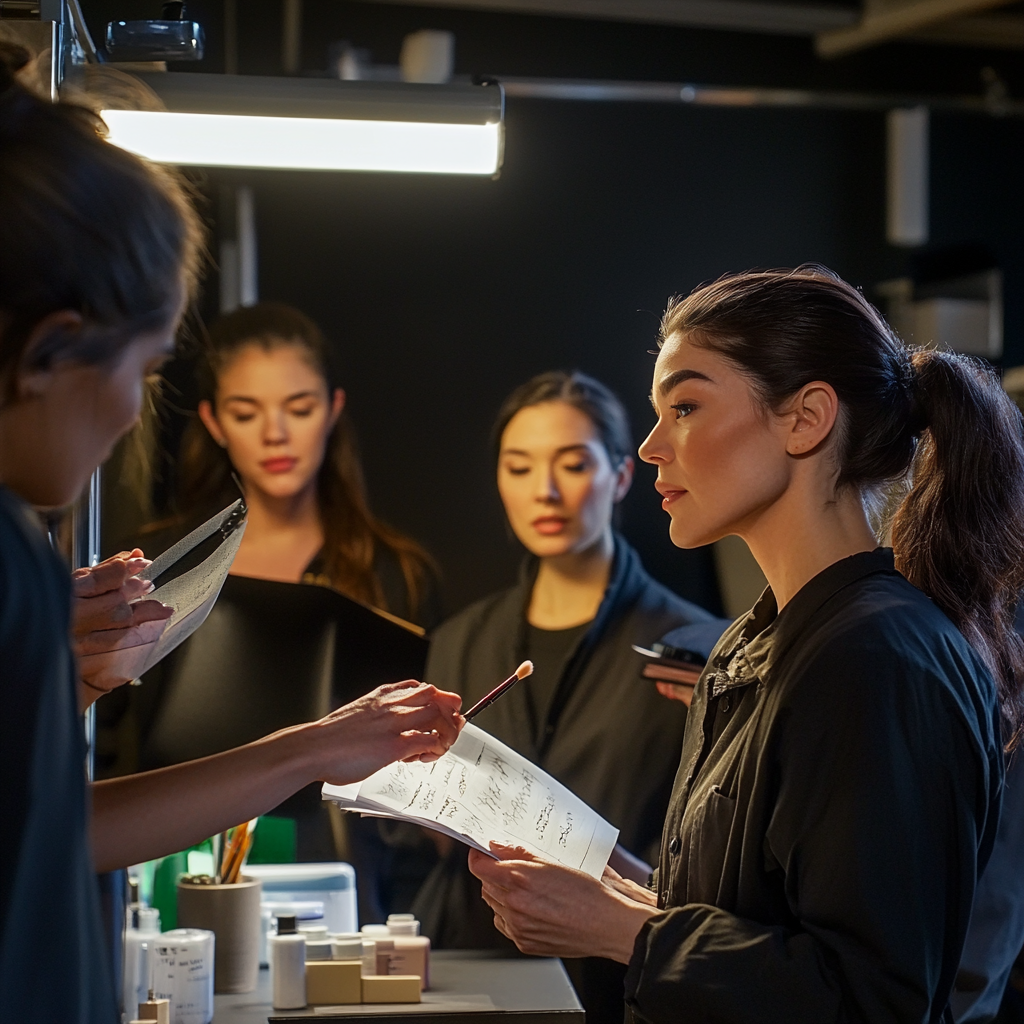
[176, 302, 438, 626]
[416, 371, 713, 1024]
[131, 303, 441, 914]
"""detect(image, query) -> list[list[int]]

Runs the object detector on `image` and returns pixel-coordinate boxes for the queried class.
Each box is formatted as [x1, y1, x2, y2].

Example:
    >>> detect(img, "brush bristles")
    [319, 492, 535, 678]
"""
[516, 660, 534, 679]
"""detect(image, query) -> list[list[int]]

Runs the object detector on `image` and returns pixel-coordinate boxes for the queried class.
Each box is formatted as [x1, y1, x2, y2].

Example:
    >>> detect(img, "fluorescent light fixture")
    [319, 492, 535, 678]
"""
[102, 109, 501, 174]
[97, 74, 505, 175]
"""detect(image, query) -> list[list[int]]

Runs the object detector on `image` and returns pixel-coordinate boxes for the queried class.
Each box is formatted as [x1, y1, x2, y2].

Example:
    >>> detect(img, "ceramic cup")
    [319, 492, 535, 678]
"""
[176, 877, 262, 993]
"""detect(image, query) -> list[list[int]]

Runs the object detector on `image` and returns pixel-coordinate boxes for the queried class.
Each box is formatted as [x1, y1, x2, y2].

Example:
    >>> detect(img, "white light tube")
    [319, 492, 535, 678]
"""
[101, 109, 501, 175]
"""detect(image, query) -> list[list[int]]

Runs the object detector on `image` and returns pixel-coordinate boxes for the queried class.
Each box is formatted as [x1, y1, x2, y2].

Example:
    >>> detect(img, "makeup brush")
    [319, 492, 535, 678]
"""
[464, 660, 534, 721]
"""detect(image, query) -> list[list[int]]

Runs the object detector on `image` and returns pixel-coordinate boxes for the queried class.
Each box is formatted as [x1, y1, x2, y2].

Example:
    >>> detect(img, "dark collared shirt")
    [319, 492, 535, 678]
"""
[625, 549, 1003, 1024]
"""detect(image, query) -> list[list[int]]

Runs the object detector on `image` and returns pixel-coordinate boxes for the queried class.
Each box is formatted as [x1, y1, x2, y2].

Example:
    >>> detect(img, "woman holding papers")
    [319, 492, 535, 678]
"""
[416, 371, 713, 1023]
[0, 62, 462, 1024]
[469, 267, 1023, 1024]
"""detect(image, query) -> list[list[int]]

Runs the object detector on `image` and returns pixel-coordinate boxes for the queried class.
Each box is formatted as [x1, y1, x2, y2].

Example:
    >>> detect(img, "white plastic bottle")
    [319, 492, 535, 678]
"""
[269, 914, 306, 1009]
[123, 906, 161, 1018]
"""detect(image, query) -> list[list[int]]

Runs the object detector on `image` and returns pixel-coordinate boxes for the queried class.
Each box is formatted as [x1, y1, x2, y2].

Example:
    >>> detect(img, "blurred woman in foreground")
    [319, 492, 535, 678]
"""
[0, 58, 461, 1023]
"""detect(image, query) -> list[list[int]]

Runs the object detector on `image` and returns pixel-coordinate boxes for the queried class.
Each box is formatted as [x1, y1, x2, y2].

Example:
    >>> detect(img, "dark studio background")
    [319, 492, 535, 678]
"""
[86, 0, 1024, 617]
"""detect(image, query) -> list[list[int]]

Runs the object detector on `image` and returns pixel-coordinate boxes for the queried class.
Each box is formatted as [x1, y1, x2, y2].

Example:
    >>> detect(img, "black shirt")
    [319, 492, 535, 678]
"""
[625, 549, 1003, 1024]
[0, 487, 117, 1022]
[524, 621, 592, 748]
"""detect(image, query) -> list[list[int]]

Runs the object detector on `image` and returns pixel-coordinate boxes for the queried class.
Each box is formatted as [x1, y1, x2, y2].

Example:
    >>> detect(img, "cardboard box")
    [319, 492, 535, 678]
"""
[306, 960, 362, 1005]
[361, 975, 422, 1004]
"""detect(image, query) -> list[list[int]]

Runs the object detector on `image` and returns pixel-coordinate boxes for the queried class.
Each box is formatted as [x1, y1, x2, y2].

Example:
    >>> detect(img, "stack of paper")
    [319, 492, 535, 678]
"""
[77, 500, 247, 684]
[323, 724, 618, 879]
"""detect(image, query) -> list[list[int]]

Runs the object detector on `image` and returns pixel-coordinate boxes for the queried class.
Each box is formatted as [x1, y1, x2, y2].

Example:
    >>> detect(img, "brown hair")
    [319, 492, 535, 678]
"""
[177, 302, 433, 618]
[0, 59, 202, 404]
[493, 370, 633, 466]
[661, 265, 1024, 737]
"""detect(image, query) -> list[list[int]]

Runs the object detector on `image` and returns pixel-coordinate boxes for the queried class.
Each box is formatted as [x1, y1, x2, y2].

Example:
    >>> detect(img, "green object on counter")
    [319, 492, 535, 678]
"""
[151, 850, 187, 931]
[248, 815, 297, 864]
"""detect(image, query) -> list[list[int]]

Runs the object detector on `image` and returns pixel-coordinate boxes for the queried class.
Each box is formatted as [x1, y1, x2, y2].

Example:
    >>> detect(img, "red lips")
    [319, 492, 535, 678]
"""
[532, 515, 568, 536]
[260, 457, 298, 474]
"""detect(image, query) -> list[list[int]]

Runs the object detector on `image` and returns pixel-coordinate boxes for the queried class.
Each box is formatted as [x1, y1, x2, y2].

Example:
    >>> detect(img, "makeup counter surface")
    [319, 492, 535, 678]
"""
[211, 950, 584, 1024]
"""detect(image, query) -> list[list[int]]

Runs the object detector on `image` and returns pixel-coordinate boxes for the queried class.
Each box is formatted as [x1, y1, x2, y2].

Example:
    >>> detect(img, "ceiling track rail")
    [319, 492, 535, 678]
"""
[498, 76, 1024, 116]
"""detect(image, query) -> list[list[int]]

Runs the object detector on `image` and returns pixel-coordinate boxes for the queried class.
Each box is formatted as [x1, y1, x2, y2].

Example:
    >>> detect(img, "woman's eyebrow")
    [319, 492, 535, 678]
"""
[222, 390, 319, 404]
[501, 444, 591, 457]
[656, 368, 714, 397]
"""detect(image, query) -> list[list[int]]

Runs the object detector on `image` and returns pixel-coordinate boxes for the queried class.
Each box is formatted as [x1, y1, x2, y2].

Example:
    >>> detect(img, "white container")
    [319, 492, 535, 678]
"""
[269, 915, 306, 1010]
[150, 928, 215, 1024]
[331, 933, 363, 961]
[245, 863, 356, 935]
[123, 907, 161, 1018]
[260, 901, 324, 969]
[299, 924, 332, 961]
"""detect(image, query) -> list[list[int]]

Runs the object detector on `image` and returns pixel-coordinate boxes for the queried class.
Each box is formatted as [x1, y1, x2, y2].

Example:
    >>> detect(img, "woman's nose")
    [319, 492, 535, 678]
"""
[536, 468, 560, 503]
[639, 422, 668, 465]
[263, 411, 288, 444]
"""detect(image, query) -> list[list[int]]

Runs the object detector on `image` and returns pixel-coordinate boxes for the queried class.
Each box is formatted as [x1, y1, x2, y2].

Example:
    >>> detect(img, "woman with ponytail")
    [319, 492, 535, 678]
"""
[466, 266, 1024, 1024]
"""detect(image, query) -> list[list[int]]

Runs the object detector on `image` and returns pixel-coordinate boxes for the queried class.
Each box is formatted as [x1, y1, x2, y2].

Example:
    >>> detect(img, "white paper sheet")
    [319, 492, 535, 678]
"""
[77, 500, 247, 682]
[322, 723, 618, 878]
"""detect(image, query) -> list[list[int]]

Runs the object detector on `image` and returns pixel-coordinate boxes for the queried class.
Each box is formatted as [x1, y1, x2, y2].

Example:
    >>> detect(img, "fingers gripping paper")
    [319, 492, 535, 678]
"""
[78, 501, 247, 682]
[322, 724, 619, 878]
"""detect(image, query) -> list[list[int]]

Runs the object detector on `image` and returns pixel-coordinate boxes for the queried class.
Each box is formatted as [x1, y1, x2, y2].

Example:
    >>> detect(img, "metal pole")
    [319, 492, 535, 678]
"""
[72, 467, 102, 781]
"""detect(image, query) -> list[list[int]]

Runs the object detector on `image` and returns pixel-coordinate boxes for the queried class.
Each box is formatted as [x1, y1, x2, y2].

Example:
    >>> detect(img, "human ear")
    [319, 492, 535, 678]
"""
[15, 310, 84, 400]
[197, 399, 228, 448]
[785, 382, 839, 456]
[329, 387, 346, 429]
[613, 455, 634, 503]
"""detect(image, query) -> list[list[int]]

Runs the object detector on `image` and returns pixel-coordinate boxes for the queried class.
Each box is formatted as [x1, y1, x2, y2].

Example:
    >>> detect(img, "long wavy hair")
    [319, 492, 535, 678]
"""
[176, 303, 432, 618]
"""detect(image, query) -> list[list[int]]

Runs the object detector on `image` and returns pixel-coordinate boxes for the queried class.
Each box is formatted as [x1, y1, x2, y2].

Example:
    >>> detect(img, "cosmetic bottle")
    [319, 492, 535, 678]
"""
[387, 914, 431, 990]
[269, 914, 306, 1009]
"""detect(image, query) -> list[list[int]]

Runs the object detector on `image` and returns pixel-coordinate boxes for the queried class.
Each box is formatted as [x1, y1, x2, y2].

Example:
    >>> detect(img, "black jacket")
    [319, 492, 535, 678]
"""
[427, 535, 714, 862]
[625, 549, 1003, 1024]
[413, 537, 712, 1024]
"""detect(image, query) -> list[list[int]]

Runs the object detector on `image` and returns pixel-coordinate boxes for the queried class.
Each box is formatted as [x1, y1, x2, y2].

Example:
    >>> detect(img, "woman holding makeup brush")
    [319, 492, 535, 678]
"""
[467, 267, 1022, 1024]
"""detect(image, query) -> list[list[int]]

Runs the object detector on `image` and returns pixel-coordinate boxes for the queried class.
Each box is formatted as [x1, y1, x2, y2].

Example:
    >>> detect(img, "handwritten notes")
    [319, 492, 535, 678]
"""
[323, 724, 618, 878]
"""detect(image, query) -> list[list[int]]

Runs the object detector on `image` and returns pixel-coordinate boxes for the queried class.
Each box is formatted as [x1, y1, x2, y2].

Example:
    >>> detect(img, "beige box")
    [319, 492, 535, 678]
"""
[306, 960, 362, 1005]
[361, 975, 422, 1004]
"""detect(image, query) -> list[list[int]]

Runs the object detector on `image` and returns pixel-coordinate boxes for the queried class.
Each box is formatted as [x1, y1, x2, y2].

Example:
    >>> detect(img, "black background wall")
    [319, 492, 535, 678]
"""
[87, 1, 1024, 616]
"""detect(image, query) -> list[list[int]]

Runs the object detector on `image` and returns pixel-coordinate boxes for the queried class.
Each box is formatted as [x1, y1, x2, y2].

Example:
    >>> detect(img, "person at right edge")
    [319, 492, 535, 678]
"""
[466, 267, 1024, 1024]
[414, 371, 714, 1023]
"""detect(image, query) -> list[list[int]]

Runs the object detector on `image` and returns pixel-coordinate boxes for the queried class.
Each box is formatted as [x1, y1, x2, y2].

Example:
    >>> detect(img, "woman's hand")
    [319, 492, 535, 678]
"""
[468, 843, 659, 964]
[308, 680, 465, 786]
[71, 549, 173, 707]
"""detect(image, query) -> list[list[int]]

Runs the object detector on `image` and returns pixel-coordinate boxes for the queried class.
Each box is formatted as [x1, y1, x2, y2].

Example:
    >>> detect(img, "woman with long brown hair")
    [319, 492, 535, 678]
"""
[176, 301, 436, 625]
[466, 266, 1024, 1024]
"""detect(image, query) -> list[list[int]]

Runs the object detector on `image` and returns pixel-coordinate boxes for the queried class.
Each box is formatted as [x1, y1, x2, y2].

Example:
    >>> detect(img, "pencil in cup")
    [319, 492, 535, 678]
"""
[464, 661, 534, 721]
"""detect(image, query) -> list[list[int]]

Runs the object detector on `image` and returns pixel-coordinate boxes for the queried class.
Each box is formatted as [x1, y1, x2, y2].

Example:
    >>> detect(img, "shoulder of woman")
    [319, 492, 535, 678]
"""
[0, 489, 70, 635]
[429, 585, 523, 647]
[786, 572, 996, 717]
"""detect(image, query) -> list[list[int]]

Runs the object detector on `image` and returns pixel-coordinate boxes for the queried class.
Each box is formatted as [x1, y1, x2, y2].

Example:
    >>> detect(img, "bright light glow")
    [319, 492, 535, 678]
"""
[100, 109, 501, 175]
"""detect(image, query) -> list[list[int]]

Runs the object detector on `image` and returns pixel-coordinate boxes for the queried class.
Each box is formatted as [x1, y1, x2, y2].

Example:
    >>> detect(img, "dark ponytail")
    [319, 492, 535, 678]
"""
[661, 265, 1024, 738]
[893, 349, 1024, 735]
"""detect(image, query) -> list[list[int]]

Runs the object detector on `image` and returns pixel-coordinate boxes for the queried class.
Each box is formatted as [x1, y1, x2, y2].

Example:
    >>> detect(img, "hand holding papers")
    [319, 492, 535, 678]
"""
[76, 501, 247, 689]
[323, 723, 619, 879]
